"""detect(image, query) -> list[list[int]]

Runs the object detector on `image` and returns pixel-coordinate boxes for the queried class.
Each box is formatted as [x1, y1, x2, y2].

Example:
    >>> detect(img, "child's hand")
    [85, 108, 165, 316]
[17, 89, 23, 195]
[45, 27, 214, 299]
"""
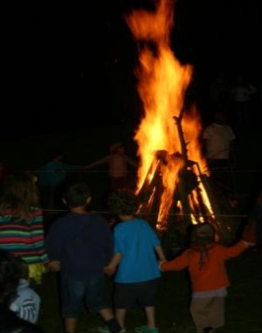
[242, 240, 256, 248]
[158, 260, 166, 270]
[104, 265, 116, 276]
[46, 260, 61, 272]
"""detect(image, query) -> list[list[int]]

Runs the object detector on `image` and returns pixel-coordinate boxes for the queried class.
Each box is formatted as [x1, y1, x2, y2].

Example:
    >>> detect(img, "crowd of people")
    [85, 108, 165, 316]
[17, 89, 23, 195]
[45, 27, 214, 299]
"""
[0, 72, 261, 332]
[0, 164, 259, 333]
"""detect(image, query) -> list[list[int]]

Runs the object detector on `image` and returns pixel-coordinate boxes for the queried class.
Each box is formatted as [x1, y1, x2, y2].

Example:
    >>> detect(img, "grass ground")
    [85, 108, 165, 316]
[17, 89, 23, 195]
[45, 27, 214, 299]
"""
[37, 248, 262, 333]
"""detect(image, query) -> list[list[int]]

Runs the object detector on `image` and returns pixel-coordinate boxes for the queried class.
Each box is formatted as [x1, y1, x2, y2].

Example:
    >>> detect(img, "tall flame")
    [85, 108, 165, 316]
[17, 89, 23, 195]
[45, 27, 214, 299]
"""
[126, 0, 192, 188]
[125, 0, 214, 229]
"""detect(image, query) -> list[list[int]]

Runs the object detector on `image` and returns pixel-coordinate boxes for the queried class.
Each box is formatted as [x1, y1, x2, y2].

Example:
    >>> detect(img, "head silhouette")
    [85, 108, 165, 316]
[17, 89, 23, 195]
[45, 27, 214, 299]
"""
[190, 223, 216, 247]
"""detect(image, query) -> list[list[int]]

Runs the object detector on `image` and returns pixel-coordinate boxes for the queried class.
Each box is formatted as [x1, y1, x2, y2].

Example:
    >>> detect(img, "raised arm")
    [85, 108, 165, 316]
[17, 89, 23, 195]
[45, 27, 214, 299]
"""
[123, 155, 138, 167]
[83, 156, 110, 170]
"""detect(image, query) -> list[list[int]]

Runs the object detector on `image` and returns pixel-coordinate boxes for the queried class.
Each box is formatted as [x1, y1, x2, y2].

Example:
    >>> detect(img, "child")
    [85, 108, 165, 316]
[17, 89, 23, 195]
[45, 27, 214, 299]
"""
[103, 189, 166, 333]
[0, 249, 44, 333]
[201, 111, 236, 194]
[159, 222, 254, 333]
[84, 142, 137, 191]
[9, 256, 41, 324]
[35, 148, 81, 210]
[45, 181, 122, 333]
[0, 172, 49, 285]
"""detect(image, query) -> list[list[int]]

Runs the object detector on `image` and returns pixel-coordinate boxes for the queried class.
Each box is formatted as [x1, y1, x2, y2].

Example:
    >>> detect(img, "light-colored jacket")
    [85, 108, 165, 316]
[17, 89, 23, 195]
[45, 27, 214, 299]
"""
[10, 279, 41, 324]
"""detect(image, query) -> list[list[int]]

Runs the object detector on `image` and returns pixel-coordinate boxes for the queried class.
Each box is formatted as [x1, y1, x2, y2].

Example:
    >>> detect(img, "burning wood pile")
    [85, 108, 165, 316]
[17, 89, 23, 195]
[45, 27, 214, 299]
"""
[136, 108, 238, 248]
[124, 0, 240, 248]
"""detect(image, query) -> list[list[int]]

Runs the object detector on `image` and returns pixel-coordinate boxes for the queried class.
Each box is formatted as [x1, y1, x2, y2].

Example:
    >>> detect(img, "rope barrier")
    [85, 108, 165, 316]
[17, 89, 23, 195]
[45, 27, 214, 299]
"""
[25, 169, 262, 174]
[43, 208, 249, 219]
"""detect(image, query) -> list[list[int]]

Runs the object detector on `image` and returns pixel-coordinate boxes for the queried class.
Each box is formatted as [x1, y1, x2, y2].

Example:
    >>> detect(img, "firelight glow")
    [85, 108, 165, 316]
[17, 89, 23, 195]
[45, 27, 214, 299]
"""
[126, 0, 212, 226]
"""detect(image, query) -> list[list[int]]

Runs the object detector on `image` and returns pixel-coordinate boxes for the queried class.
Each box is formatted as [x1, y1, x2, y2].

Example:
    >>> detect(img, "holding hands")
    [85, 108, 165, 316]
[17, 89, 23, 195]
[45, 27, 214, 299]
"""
[46, 260, 61, 272]
[103, 265, 116, 276]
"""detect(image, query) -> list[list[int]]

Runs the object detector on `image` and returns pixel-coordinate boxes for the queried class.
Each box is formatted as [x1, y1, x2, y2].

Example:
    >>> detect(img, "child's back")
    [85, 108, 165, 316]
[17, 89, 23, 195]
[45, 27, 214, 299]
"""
[45, 181, 122, 333]
[160, 223, 253, 333]
[46, 211, 113, 279]
[169, 241, 247, 292]
[161, 223, 250, 291]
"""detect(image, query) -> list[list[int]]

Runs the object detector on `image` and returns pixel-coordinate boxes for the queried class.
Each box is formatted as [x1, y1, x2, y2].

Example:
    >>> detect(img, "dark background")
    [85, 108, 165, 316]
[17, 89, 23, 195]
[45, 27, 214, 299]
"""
[1, 0, 262, 216]
[2, 0, 262, 138]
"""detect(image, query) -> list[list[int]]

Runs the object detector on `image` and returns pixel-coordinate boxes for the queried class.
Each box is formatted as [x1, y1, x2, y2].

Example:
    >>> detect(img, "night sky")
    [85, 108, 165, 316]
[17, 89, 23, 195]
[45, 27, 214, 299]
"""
[2, 0, 262, 138]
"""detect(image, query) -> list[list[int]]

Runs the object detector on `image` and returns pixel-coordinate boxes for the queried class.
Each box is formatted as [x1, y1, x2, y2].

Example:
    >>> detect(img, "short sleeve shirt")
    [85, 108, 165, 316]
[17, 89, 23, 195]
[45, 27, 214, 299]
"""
[203, 123, 235, 159]
[113, 218, 161, 283]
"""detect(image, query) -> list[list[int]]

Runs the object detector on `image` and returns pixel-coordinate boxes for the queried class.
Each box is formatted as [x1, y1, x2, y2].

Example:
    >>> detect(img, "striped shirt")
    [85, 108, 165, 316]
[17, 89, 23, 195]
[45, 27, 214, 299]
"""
[0, 207, 48, 264]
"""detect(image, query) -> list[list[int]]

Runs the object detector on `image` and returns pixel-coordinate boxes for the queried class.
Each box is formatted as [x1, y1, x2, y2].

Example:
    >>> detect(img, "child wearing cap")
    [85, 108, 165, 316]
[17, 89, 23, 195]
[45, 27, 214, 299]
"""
[159, 222, 255, 333]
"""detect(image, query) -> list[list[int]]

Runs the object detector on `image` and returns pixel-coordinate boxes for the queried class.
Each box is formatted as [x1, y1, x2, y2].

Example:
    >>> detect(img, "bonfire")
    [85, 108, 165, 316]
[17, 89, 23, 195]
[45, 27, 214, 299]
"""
[123, 0, 240, 249]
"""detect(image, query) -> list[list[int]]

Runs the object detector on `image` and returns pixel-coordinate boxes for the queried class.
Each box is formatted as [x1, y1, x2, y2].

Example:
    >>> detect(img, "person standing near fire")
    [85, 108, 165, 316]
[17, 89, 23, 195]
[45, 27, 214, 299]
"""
[83, 142, 138, 191]
[35, 148, 81, 211]
[201, 111, 236, 195]
[159, 222, 255, 333]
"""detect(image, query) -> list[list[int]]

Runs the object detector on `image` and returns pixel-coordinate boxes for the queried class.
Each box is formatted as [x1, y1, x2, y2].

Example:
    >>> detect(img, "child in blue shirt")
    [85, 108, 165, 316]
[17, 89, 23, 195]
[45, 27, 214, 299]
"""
[35, 148, 81, 210]
[103, 189, 166, 333]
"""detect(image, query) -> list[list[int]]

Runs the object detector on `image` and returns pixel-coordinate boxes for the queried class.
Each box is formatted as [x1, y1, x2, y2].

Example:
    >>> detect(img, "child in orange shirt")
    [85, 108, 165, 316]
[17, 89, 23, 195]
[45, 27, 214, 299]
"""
[159, 223, 254, 333]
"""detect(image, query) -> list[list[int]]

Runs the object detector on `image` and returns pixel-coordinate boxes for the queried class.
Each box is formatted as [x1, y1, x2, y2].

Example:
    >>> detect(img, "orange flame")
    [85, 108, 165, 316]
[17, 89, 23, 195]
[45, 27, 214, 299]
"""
[126, 0, 211, 225]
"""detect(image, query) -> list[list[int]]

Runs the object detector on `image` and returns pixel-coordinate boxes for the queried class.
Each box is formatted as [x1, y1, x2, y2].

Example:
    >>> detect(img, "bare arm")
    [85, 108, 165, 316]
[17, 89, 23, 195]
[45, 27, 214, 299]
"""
[124, 155, 138, 167]
[46, 260, 61, 272]
[104, 252, 123, 276]
[155, 245, 166, 262]
[83, 156, 109, 170]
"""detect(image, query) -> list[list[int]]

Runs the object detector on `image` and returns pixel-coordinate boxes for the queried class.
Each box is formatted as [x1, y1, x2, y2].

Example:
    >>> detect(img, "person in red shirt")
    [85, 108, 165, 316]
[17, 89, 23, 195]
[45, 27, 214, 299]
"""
[159, 223, 255, 333]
